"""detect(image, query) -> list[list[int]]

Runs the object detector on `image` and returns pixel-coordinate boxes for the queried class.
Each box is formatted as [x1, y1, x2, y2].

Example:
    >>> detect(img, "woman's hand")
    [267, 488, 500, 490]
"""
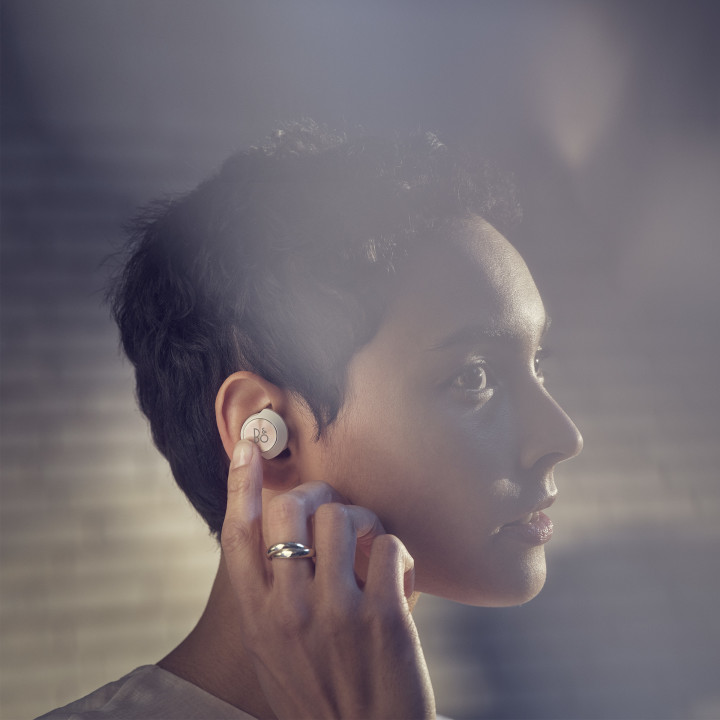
[221, 439, 436, 720]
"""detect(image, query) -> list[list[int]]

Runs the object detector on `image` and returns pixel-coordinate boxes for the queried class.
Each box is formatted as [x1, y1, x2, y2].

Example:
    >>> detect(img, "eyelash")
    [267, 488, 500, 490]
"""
[451, 360, 494, 396]
[451, 347, 551, 398]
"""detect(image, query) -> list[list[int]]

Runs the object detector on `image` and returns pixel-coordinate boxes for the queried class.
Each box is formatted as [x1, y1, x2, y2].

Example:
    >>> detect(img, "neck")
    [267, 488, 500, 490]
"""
[157, 557, 276, 720]
[158, 554, 423, 719]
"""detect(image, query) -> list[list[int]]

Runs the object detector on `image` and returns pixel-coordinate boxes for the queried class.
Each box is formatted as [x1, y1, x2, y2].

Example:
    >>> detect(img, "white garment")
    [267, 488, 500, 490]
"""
[36, 664, 453, 720]
[35, 665, 256, 720]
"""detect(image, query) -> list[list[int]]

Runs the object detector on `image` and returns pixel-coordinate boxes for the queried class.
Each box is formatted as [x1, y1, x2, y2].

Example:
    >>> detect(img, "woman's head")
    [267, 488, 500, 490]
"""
[110, 121, 522, 537]
[298, 216, 583, 606]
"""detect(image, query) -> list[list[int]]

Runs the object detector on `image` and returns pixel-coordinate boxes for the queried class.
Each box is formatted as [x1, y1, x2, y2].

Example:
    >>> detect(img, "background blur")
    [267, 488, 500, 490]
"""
[2, 1, 719, 718]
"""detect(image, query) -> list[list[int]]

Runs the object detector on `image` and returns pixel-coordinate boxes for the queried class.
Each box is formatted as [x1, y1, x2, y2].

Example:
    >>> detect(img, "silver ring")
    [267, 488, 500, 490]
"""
[266, 542, 316, 560]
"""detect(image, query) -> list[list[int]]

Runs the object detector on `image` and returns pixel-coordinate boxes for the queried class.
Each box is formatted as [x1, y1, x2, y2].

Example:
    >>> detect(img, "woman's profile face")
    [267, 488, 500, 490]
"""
[301, 216, 583, 606]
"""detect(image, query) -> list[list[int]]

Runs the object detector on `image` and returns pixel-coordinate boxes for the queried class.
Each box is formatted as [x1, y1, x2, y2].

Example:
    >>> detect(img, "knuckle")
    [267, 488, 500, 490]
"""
[371, 533, 414, 574]
[220, 519, 255, 554]
[314, 502, 348, 531]
[372, 532, 401, 555]
[302, 481, 335, 503]
[267, 493, 305, 525]
[226, 471, 250, 496]
[298, 480, 347, 506]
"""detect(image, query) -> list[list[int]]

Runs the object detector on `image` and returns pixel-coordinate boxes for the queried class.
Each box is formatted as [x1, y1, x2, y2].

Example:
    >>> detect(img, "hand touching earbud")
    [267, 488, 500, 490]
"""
[240, 409, 288, 459]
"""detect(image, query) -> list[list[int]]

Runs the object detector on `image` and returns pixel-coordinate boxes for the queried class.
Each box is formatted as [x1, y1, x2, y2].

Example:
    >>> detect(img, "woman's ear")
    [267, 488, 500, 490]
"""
[215, 371, 299, 490]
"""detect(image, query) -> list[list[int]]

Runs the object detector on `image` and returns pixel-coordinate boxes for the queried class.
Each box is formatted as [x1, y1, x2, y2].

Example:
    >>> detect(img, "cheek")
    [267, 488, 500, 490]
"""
[427, 392, 517, 481]
[326, 389, 516, 535]
[315, 386, 545, 605]
[323, 416, 421, 514]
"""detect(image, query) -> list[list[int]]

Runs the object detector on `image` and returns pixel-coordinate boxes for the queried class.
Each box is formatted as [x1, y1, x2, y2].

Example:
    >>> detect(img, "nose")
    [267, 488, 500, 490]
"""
[518, 384, 583, 471]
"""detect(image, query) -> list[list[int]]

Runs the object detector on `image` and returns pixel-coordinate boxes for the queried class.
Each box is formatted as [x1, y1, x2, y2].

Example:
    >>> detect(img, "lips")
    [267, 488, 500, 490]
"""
[499, 497, 556, 545]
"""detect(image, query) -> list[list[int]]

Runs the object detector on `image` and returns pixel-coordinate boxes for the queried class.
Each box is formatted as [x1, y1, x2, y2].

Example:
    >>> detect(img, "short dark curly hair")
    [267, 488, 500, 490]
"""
[110, 120, 521, 537]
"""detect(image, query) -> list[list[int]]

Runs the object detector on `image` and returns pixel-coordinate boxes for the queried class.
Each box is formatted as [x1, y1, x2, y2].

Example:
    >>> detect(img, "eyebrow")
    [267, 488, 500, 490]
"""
[428, 315, 552, 351]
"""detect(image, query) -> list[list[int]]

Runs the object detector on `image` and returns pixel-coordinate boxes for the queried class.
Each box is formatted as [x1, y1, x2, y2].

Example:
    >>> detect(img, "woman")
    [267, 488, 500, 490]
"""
[40, 121, 582, 719]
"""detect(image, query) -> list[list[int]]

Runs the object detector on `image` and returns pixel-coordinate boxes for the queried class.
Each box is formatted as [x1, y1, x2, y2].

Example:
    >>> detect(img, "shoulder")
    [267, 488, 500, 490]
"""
[35, 665, 256, 720]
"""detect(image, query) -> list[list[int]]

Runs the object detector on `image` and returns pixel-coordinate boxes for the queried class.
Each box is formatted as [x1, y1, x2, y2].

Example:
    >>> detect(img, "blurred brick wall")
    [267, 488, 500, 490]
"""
[0, 122, 221, 718]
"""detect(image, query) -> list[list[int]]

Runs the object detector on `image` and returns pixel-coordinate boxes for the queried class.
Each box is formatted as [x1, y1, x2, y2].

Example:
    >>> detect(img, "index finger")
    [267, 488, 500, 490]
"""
[221, 440, 268, 586]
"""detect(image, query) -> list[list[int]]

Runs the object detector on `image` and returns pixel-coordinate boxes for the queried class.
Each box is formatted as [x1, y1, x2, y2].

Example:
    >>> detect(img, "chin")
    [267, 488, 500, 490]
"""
[420, 549, 548, 607]
[443, 577, 546, 607]
[495, 550, 549, 606]
[490, 572, 547, 607]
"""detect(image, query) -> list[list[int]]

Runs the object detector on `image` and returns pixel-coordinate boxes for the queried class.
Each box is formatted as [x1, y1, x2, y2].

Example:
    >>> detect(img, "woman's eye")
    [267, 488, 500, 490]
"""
[452, 361, 492, 394]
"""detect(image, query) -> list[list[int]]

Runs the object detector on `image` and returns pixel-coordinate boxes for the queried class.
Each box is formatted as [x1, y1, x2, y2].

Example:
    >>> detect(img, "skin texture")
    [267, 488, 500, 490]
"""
[298, 216, 583, 605]
[159, 216, 582, 718]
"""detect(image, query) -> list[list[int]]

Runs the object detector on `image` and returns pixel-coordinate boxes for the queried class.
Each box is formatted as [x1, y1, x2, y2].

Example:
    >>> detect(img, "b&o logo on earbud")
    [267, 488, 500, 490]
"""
[253, 426, 269, 445]
[241, 409, 288, 460]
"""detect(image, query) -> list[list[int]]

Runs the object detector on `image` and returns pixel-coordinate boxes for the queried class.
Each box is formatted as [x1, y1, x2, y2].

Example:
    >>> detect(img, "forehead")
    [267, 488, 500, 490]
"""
[380, 217, 546, 350]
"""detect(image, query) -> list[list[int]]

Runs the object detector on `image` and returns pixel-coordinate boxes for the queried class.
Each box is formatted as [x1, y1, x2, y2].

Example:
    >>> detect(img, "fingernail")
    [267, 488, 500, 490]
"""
[231, 440, 254, 469]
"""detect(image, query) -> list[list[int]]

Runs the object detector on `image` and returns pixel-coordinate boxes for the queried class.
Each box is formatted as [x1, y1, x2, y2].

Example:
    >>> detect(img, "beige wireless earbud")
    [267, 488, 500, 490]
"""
[240, 408, 289, 459]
